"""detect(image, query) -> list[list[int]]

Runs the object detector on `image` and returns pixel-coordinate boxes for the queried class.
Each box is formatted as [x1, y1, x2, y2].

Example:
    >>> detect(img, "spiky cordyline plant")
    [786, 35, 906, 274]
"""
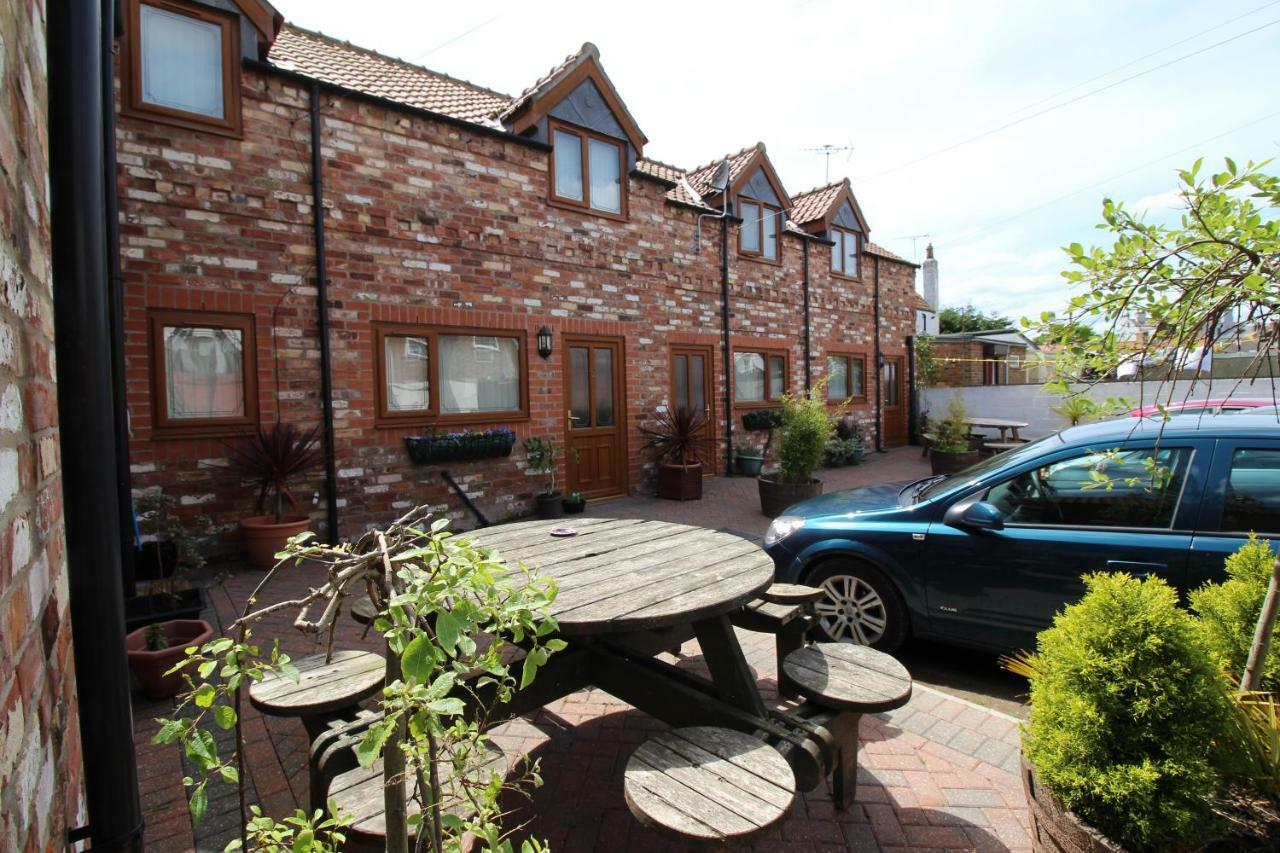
[226, 422, 323, 522]
[640, 405, 713, 466]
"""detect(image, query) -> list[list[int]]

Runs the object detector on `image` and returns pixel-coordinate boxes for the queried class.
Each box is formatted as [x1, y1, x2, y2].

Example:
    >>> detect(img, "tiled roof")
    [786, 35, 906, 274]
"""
[907, 290, 933, 312]
[789, 181, 845, 225]
[635, 158, 684, 184]
[268, 25, 511, 124]
[865, 242, 917, 266]
[685, 144, 761, 199]
[495, 43, 593, 122]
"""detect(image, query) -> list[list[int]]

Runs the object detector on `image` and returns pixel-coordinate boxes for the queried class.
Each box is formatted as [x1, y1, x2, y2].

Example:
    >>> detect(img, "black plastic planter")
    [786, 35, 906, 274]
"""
[742, 410, 785, 432]
[405, 429, 517, 465]
[134, 541, 178, 581]
[124, 586, 206, 634]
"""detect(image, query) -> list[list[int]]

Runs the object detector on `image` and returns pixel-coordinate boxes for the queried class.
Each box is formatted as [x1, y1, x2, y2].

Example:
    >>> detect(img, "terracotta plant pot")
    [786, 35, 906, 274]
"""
[535, 493, 563, 519]
[239, 515, 311, 571]
[758, 475, 822, 518]
[1022, 757, 1126, 853]
[126, 619, 215, 699]
[930, 449, 979, 476]
[657, 461, 703, 501]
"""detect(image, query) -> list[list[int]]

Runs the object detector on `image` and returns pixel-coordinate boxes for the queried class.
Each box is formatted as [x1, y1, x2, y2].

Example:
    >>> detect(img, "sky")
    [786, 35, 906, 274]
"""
[279, 0, 1280, 323]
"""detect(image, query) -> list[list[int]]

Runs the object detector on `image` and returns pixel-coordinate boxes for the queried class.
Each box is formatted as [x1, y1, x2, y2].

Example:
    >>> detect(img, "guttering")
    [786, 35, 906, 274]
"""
[802, 240, 811, 391]
[310, 80, 341, 541]
[49, 1, 144, 848]
[873, 254, 883, 452]
[721, 217, 734, 474]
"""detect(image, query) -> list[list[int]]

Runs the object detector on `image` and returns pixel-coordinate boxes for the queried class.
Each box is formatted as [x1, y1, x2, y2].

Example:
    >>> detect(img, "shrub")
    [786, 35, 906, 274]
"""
[774, 385, 837, 484]
[1191, 535, 1280, 692]
[931, 396, 970, 453]
[1023, 572, 1228, 851]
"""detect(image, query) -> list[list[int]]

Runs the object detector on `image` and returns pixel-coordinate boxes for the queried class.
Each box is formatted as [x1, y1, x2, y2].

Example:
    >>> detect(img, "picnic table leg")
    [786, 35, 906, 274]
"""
[692, 615, 768, 718]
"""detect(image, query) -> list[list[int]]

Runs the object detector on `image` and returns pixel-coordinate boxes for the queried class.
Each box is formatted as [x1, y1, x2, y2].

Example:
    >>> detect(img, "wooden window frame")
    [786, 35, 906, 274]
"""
[548, 118, 628, 221]
[825, 352, 868, 404]
[374, 323, 530, 427]
[830, 226, 862, 281]
[122, 0, 243, 138]
[738, 198, 782, 265]
[148, 309, 258, 438]
[732, 348, 789, 408]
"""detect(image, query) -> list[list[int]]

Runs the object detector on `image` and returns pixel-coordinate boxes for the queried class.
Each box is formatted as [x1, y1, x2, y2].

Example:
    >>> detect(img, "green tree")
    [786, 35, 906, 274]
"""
[938, 304, 1013, 334]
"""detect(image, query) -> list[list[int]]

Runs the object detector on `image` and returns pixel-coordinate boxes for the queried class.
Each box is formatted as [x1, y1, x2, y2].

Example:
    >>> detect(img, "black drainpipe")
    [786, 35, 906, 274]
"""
[721, 217, 734, 475]
[906, 335, 919, 445]
[802, 240, 812, 391]
[310, 80, 340, 541]
[873, 254, 883, 453]
[50, 2, 144, 849]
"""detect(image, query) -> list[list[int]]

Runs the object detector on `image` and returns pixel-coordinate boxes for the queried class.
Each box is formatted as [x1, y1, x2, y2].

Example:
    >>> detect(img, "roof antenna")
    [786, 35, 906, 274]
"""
[803, 144, 855, 183]
[694, 158, 732, 254]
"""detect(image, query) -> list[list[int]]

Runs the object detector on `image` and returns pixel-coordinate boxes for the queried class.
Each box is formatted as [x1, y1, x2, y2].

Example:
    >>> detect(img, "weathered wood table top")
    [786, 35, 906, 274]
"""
[248, 649, 385, 719]
[472, 517, 774, 636]
[964, 417, 1029, 429]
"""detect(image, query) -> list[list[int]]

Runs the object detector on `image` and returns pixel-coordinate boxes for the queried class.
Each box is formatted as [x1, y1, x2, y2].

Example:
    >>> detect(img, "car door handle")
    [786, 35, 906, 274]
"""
[1105, 560, 1168, 579]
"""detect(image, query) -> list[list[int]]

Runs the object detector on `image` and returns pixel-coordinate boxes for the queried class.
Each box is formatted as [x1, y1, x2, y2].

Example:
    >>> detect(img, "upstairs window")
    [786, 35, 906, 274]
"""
[149, 309, 257, 436]
[550, 120, 625, 217]
[739, 200, 780, 262]
[125, 0, 241, 135]
[831, 226, 860, 278]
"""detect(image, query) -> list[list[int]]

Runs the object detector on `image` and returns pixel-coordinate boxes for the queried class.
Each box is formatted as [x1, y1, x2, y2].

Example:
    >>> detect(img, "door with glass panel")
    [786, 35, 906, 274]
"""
[670, 345, 715, 474]
[881, 356, 907, 447]
[564, 336, 627, 498]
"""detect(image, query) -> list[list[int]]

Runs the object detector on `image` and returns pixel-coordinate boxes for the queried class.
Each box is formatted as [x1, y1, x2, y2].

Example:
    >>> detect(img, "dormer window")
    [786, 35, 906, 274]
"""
[124, 0, 242, 136]
[831, 226, 860, 279]
[550, 120, 625, 217]
[739, 200, 780, 262]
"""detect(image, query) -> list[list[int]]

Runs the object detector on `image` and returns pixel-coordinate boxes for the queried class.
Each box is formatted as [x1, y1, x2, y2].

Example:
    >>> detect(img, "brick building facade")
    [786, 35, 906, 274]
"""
[931, 330, 1036, 388]
[114, 2, 927, 542]
[1, 0, 85, 848]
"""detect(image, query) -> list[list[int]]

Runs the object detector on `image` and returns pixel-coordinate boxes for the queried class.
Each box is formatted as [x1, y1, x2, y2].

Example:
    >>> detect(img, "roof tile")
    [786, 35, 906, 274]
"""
[789, 181, 845, 226]
[685, 144, 761, 199]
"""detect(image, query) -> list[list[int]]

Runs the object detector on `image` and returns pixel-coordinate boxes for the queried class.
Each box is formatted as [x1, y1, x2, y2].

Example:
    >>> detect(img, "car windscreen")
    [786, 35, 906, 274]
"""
[916, 433, 1062, 502]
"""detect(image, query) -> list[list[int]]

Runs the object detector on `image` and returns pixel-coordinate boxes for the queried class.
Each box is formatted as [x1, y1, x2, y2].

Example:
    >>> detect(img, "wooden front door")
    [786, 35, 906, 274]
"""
[670, 345, 715, 473]
[564, 336, 627, 498]
[881, 356, 907, 447]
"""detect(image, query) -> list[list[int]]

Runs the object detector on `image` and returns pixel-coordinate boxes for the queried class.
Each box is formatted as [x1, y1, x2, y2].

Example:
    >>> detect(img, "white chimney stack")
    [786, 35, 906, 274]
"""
[922, 243, 939, 311]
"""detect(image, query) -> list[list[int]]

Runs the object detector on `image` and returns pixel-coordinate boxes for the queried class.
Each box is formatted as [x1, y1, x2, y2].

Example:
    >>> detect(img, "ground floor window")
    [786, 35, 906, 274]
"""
[826, 353, 866, 402]
[375, 324, 527, 424]
[733, 349, 787, 404]
[148, 309, 256, 435]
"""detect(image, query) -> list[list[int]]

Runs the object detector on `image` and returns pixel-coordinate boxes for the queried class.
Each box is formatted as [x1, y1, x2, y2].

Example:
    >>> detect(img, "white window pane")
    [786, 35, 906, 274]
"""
[164, 326, 243, 418]
[827, 356, 849, 399]
[843, 232, 858, 277]
[739, 202, 760, 252]
[734, 352, 764, 402]
[769, 356, 786, 399]
[140, 4, 225, 118]
[439, 335, 521, 414]
[831, 236, 841, 272]
[384, 336, 429, 411]
[588, 138, 621, 212]
[851, 359, 865, 397]
[763, 208, 778, 259]
[553, 130, 583, 201]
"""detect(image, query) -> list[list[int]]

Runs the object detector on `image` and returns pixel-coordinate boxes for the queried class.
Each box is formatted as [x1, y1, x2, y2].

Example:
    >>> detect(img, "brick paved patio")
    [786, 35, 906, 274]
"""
[132, 449, 1033, 851]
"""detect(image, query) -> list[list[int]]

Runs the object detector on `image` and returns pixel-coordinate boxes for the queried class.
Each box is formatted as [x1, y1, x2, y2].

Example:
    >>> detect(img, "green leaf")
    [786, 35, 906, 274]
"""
[426, 697, 465, 716]
[198, 660, 218, 679]
[356, 720, 395, 768]
[292, 828, 314, 852]
[184, 728, 219, 772]
[223, 841, 243, 852]
[212, 705, 237, 730]
[400, 634, 435, 683]
[193, 683, 217, 708]
[435, 610, 460, 656]
[189, 780, 208, 826]
[153, 718, 187, 745]
[219, 764, 239, 784]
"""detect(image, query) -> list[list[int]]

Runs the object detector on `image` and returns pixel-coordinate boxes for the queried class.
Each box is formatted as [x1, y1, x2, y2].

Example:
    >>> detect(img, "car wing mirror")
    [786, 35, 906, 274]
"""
[944, 499, 1005, 532]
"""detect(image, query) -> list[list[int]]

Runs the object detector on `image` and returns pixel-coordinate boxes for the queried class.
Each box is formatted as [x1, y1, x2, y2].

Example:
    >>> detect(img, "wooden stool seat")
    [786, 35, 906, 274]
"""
[249, 649, 385, 740]
[782, 642, 912, 713]
[624, 726, 795, 845]
[350, 594, 378, 626]
[761, 583, 824, 606]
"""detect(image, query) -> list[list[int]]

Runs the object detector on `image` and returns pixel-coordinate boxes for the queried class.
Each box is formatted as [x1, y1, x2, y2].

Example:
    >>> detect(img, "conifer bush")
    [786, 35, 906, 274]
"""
[1023, 572, 1228, 851]
[1191, 534, 1280, 692]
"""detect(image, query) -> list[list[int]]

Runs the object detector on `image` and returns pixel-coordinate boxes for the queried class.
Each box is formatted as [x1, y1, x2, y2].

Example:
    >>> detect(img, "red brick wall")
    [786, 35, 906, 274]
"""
[0, 1, 85, 847]
[116, 64, 921, 544]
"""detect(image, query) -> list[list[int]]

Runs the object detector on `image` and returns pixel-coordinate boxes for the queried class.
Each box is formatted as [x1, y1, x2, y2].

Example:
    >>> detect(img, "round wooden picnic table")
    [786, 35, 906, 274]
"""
[471, 517, 774, 636]
[965, 417, 1030, 442]
[249, 649, 385, 739]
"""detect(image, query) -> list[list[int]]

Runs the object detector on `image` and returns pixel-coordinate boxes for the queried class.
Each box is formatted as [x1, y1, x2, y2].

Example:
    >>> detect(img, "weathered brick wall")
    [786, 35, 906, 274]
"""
[116, 64, 922, 543]
[0, 1, 85, 848]
[932, 340, 1031, 387]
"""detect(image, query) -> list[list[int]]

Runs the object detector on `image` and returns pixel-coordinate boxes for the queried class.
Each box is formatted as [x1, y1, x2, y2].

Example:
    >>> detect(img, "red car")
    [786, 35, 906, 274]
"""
[1131, 398, 1274, 418]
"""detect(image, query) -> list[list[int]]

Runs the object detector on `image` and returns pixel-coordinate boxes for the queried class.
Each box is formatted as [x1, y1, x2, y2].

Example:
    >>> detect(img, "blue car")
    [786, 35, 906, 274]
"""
[762, 413, 1280, 653]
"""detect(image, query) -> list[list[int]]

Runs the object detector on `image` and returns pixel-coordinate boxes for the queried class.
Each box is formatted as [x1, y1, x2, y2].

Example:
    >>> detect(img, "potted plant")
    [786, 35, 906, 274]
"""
[641, 406, 713, 501]
[126, 490, 214, 632]
[523, 436, 565, 519]
[562, 491, 586, 514]
[404, 427, 516, 464]
[227, 423, 322, 571]
[738, 409, 784, 475]
[126, 618, 215, 699]
[929, 397, 979, 475]
[757, 386, 837, 518]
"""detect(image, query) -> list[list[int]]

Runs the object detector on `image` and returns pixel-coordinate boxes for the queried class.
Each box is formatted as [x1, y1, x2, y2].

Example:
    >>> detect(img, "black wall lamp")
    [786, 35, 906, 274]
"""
[537, 326, 553, 360]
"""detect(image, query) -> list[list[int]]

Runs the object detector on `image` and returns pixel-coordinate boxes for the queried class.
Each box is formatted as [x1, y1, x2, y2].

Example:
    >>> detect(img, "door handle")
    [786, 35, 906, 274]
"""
[1105, 560, 1167, 579]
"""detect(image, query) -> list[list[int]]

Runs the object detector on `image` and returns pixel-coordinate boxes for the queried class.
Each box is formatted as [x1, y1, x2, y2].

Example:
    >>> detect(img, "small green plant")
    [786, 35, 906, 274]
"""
[566, 491, 584, 504]
[1192, 535, 1280, 692]
[930, 396, 970, 453]
[774, 381, 841, 484]
[1020, 572, 1229, 851]
[1050, 395, 1098, 426]
[228, 806, 348, 852]
[135, 490, 214, 575]
[522, 436, 564, 496]
[144, 623, 170, 651]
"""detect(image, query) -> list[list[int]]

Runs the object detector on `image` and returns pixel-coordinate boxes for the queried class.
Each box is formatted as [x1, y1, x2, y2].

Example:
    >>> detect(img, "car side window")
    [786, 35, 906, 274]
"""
[1222, 448, 1280, 534]
[984, 448, 1191, 529]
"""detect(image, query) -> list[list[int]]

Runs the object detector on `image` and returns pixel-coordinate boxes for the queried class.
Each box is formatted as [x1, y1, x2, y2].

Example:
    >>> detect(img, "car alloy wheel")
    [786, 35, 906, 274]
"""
[815, 574, 889, 646]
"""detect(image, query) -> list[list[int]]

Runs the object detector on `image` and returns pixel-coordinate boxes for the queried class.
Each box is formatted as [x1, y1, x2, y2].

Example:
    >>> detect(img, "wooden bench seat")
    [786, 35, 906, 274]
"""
[984, 441, 1023, 453]
[624, 726, 795, 845]
[729, 594, 815, 700]
[781, 643, 912, 809]
[760, 583, 825, 606]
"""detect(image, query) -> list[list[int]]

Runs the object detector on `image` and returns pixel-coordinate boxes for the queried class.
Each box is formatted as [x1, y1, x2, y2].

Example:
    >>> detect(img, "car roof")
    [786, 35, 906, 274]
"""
[1058, 412, 1280, 445]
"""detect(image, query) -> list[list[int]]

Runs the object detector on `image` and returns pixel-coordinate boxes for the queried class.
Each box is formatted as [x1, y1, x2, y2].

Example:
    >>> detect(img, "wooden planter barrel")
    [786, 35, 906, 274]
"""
[758, 475, 821, 518]
[1022, 757, 1126, 853]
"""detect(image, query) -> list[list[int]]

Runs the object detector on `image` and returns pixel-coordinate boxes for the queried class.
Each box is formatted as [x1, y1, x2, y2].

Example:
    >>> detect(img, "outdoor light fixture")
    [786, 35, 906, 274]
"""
[537, 326, 553, 359]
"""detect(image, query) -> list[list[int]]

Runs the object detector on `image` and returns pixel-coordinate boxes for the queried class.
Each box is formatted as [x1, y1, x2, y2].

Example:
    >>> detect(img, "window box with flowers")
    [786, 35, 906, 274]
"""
[404, 428, 517, 465]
